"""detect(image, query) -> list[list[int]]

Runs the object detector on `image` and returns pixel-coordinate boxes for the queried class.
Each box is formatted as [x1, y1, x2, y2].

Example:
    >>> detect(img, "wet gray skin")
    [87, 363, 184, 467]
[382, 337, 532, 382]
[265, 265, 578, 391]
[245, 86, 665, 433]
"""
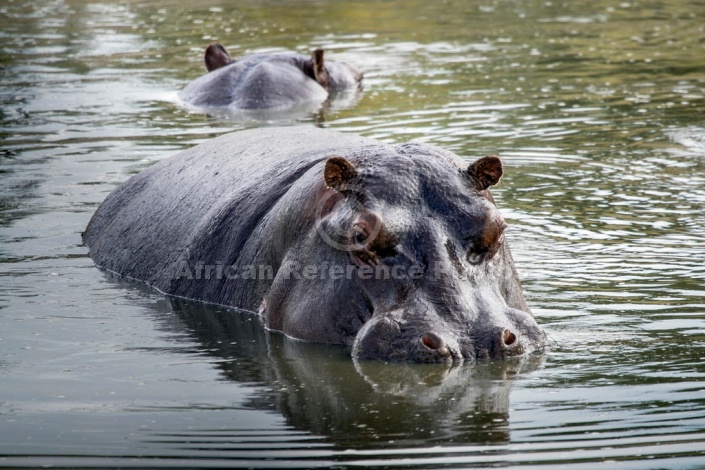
[178, 43, 363, 110]
[83, 127, 547, 363]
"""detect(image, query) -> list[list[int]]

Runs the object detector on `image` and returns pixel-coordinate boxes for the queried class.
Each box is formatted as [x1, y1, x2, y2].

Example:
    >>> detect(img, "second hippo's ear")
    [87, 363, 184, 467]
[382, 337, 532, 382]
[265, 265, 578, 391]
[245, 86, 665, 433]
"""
[324, 156, 357, 191]
[312, 48, 330, 89]
[204, 43, 233, 72]
[468, 155, 503, 190]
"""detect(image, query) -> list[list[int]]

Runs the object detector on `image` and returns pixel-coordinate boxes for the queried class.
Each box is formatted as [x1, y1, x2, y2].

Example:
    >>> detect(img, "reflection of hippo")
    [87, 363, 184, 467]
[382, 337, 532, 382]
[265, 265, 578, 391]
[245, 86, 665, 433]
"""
[178, 43, 363, 110]
[83, 127, 547, 362]
[156, 298, 544, 446]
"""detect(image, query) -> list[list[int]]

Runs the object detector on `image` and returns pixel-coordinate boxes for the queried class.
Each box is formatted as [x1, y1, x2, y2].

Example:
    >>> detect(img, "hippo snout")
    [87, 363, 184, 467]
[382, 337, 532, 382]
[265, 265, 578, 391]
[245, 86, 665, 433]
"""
[419, 328, 521, 361]
[352, 306, 545, 363]
[417, 326, 529, 362]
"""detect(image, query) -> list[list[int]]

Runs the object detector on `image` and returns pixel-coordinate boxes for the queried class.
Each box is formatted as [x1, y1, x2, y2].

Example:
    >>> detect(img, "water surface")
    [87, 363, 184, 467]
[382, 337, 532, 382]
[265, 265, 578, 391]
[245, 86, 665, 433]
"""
[1, 0, 705, 467]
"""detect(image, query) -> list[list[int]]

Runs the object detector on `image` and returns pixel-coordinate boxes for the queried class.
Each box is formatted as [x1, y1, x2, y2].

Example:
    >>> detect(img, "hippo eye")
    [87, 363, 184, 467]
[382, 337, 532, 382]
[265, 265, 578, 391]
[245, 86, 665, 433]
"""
[465, 222, 506, 264]
[348, 219, 398, 262]
[352, 225, 368, 245]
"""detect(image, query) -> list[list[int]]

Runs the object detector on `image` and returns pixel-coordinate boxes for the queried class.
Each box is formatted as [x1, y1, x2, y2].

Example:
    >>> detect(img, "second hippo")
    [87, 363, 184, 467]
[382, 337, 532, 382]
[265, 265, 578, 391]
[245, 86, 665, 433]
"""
[178, 43, 363, 111]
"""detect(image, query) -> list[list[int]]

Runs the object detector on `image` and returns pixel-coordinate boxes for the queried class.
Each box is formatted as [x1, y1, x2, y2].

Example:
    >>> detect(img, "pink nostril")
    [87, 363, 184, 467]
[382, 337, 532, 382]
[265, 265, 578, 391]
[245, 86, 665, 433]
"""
[421, 332, 443, 350]
[503, 329, 517, 346]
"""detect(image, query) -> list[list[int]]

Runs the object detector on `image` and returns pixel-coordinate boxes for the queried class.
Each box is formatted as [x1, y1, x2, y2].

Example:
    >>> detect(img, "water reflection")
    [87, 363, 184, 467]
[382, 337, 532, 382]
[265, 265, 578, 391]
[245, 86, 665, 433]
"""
[165, 297, 544, 447]
[178, 84, 364, 124]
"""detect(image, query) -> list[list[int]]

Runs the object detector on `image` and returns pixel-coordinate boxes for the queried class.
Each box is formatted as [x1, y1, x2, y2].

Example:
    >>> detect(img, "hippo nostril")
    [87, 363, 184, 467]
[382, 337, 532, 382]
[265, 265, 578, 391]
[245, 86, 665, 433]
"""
[420, 332, 444, 351]
[419, 332, 454, 360]
[503, 329, 517, 346]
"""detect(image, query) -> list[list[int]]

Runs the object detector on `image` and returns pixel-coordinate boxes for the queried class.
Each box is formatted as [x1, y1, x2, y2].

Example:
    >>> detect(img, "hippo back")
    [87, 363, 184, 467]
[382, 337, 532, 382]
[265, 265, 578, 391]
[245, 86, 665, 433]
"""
[83, 127, 374, 307]
[179, 53, 329, 110]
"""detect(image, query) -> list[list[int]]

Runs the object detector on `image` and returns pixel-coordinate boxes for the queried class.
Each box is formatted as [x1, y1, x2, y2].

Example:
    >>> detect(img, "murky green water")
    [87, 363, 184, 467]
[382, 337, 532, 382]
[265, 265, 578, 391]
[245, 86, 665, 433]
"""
[2, 0, 705, 467]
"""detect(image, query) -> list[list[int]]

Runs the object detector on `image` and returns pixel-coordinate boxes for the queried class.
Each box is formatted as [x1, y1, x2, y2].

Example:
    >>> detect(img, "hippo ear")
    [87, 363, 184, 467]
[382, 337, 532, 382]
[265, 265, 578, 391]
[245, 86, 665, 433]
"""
[468, 155, 503, 190]
[324, 156, 357, 191]
[204, 43, 233, 72]
[312, 48, 330, 89]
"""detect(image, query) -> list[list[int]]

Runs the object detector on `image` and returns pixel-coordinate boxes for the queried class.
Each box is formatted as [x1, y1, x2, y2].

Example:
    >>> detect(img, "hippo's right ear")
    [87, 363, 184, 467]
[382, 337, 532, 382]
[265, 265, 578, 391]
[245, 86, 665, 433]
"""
[204, 43, 233, 72]
[312, 49, 330, 89]
[324, 156, 357, 191]
[467, 155, 503, 190]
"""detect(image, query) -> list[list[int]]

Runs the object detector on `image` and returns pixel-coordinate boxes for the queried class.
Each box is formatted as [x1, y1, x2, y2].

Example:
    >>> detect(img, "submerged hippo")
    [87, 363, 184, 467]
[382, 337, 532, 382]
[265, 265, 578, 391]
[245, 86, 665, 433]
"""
[83, 127, 547, 362]
[178, 43, 363, 110]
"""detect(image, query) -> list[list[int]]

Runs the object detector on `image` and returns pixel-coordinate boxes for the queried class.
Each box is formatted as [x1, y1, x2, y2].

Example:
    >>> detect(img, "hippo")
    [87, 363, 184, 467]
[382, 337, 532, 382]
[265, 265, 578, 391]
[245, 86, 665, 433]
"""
[178, 43, 363, 110]
[83, 127, 547, 362]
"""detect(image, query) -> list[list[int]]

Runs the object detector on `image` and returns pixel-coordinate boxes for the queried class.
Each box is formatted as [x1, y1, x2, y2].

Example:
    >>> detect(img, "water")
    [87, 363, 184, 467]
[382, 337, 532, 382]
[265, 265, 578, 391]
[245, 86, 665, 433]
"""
[1, 0, 705, 467]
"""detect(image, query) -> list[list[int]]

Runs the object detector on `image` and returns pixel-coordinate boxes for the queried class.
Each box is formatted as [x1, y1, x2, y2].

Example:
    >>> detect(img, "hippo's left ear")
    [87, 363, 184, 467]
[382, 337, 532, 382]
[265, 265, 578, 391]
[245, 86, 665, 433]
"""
[324, 156, 357, 191]
[205, 43, 233, 72]
[467, 155, 503, 190]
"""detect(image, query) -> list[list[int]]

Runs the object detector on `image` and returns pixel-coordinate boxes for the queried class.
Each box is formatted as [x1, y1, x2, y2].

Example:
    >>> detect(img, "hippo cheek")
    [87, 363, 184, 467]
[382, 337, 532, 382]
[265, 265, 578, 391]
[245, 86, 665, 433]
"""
[351, 312, 464, 363]
[467, 307, 548, 361]
[505, 307, 549, 355]
[351, 314, 405, 362]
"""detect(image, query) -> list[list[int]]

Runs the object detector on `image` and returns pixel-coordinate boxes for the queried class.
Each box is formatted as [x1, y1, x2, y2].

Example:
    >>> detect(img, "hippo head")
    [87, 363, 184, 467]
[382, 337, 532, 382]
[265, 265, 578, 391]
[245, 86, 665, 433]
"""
[304, 48, 363, 91]
[321, 57, 363, 91]
[316, 145, 546, 363]
[203, 44, 362, 90]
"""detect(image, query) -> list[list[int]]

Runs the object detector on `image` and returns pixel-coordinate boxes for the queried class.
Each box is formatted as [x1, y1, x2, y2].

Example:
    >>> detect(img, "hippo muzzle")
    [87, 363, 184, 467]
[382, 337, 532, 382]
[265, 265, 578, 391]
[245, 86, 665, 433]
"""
[351, 302, 546, 363]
